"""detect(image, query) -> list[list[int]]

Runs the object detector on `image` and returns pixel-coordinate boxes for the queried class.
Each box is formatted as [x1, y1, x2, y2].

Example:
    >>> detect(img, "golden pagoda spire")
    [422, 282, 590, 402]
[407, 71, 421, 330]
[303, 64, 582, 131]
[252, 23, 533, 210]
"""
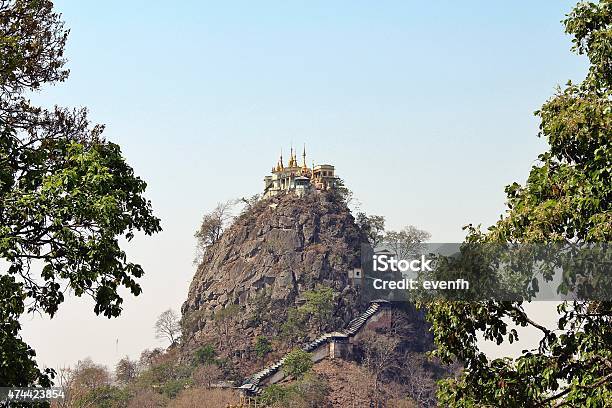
[288, 144, 298, 167]
[302, 144, 307, 168]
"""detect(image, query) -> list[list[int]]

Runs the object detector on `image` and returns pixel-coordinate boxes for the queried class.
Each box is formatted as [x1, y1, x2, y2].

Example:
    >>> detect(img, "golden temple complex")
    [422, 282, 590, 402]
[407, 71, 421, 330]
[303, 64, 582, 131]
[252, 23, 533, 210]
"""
[263, 145, 337, 198]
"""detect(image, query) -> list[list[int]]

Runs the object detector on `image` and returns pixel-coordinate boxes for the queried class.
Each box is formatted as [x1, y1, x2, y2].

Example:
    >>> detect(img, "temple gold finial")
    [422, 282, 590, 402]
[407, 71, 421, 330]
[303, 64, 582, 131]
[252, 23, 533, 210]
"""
[302, 144, 307, 168]
[287, 144, 298, 167]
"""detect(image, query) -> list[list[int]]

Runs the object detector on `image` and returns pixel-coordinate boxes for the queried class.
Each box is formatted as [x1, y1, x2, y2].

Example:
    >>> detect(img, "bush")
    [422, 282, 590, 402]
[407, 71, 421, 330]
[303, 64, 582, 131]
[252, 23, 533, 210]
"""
[283, 349, 313, 378]
[292, 372, 329, 407]
[260, 384, 290, 405]
[254, 336, 272, 358]
[259, 373, 329, 408]
[281, 308, 306, 343]
[193, 344, 216, 365]
[77, 385, 130, 408]
[135, 361, 193, 391]
[300, 286, 334, 330]
[160, 378, 191, 398]
[136, 362, 173, 387]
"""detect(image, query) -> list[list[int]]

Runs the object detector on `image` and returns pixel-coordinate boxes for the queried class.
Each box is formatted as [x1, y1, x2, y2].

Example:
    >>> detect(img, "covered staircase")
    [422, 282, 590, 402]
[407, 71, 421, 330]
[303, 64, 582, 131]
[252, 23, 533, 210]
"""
[238, 300, 388, 396]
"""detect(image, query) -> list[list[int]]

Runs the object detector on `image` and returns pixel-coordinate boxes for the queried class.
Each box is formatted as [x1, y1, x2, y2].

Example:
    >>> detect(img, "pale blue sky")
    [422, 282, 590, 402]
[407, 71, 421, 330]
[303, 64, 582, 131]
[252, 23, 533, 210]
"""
[22, 0, 586, 371]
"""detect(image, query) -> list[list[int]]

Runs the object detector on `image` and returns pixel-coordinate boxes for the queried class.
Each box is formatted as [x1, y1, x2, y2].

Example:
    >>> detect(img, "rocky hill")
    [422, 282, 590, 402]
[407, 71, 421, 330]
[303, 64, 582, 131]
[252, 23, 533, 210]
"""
[181, 191, 368, 371]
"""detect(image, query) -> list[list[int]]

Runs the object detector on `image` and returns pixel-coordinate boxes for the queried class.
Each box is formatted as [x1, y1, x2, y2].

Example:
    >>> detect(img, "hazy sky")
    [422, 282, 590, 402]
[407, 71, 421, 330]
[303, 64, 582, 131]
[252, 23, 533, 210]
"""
[20, 0, 587, 372]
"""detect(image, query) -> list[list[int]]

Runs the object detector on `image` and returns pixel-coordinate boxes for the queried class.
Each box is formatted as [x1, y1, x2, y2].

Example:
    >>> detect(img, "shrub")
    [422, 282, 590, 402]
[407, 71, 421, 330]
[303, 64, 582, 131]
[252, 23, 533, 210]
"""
[283, 349, 313, 378]
[160, 378, 191, 399]
[280, 308, 306, 343]
[254, 336, 272, 358]
[136, 362, 174, 387]
[292, 372, 329, 407]
[260, 384, 290, 405]
[259, 373, 329, 407]
[299, 286, 335, 331]
[77, 385, 130, 408]
[193, 344, 216, 365]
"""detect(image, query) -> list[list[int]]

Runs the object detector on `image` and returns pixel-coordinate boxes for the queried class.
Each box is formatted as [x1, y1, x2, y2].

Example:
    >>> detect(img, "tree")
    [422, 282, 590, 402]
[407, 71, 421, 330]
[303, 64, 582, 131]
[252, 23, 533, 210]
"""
[281, 286, 336, 343]
[192, 364, 221, 388]
[155, 309, 181, 346]
[53, 358, 122, 408]
[71, 359, 111, 390]
[283, 349, 313, 378]
[138, 348, 164, 369]
[248, 288, 271, 325]
[0, 0, 161, 387]
[385, 225, 431, 260]
[343, 366, 378, 408]
[254, 335, 272, 358]
[179, 308, 206, 344]
[332, 177, 359, 209]
[238, 194, 260, 213]
[213, 303, 241, 348]
[359, 331, 400, 395]
[281, 307, 308, 345]
[426, 1, 612, 406]
[356, 212, 386, 248]
[299, 286, 335, 332]
[258, 373, 329, 407]
[397, 352, 440, 408]
[115, 356, 138, 384]
[0, 274, 53, 387]
[194, 200, 234, 263]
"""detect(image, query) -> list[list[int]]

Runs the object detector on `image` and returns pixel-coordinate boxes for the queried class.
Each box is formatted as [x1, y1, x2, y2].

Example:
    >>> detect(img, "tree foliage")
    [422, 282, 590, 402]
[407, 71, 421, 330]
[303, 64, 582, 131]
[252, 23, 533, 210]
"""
[356, 212, 386, 248]
[385, 225, 431, 259]
[0, 275, 53, 386]
[300, 286, 335, 332]
[193, 200, 234, 263]
[426, 2, 612, 406]
[259, 372, 328, 407]
[154, 309, 181, 346]
[281, 286, 336, 342]
[0, 0, 160, 387]
[254, 335, 272, 358]
[283, 349, 313, 378]
[359, 331, 400, 394]
[115, 357, 138, 385]
[193, 344, 216, 366]
[213, 303, 241, 349]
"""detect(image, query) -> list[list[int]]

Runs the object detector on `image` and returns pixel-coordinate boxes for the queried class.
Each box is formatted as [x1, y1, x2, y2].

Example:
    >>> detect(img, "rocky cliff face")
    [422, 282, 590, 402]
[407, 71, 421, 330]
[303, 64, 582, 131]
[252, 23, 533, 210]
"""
[181, 191, 367, 361]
